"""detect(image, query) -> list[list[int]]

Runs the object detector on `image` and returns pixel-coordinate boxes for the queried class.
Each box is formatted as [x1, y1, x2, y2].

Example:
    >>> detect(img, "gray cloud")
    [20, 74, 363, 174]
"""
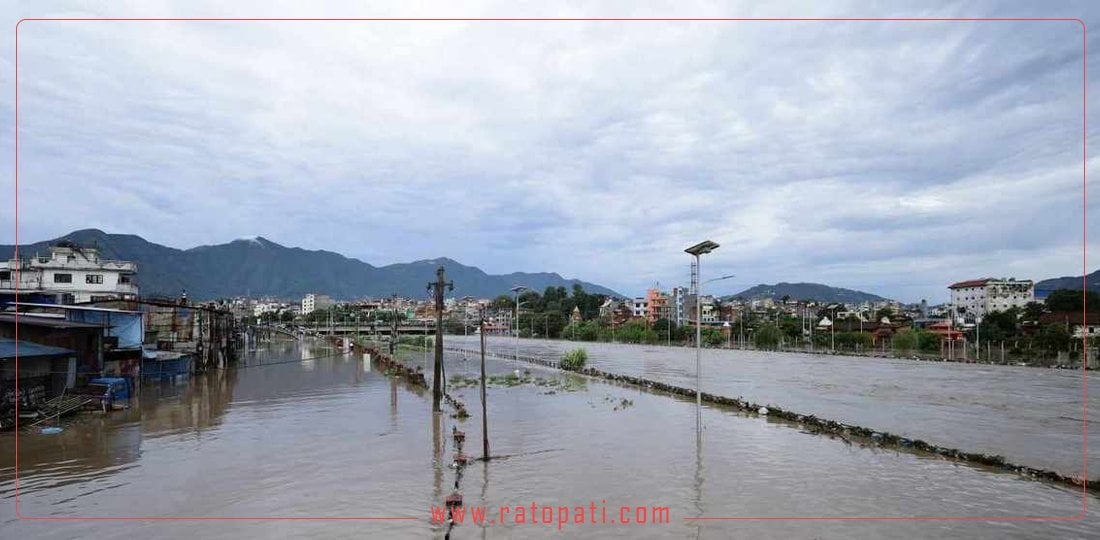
[2, 1, 1097, 303]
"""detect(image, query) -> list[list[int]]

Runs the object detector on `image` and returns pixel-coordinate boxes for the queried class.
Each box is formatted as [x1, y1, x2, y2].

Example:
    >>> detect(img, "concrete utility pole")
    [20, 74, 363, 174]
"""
[511, 285, 527, 375]
[389, 293, 398, 356]
[479, 309, 490, 460]
[428, 266, 454, 412]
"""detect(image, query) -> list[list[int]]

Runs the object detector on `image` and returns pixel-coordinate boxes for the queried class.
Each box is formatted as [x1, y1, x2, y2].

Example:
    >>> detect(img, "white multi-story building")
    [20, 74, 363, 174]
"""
[700, 295, 718, 323]
[671, 287, 687, 326]
[948, 278, 1034, 322]
[301, 293, 334, 315]
[1, 242, 138, 304]
[253, 302, 286, 317]
[631, 297, 648, 318]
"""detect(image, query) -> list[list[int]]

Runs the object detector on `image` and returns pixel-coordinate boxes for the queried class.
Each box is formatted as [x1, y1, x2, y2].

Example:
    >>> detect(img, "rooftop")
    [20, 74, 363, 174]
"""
[948, 278, 991, 289]
[0, 313, 108, 329]
[0, 337, 76, 360]
[8, 302, 142, 315]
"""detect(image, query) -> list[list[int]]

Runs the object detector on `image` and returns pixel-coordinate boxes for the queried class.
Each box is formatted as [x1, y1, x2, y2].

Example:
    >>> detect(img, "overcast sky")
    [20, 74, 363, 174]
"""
[2, 1, 1097, 302]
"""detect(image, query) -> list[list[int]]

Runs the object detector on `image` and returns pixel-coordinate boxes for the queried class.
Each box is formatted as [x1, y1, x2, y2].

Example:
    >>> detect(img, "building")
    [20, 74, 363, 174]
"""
[0, 313, 104, 375]
[0, 338, 78, 411]
[948, 278, 1034, 322]
[1039, 312, 1100, 339]
[252, 302, 285, 317]
[599, 297, 618, 320]
[700, 295, 718, 324]
[670, 287, 688, 326]
[15, 303, 146, 379]
[644, 289, 673, 323]
[301, 293, 334, 315]
[631, 297, 648, 319]
[1, 241, 138, 305]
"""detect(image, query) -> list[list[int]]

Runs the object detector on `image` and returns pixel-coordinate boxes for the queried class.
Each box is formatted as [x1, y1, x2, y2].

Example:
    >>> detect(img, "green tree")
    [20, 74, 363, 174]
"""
[1022, 301, 1046, 322]
[1036, 323, 1072, 353]
[979, 308, 1019, 342]
[1045, 289, 1100, 313]
[702, 327, 725, 347]
[892, 328, 917, 351]
[779, 316, 802, 341]
[753, 324, 782, 350]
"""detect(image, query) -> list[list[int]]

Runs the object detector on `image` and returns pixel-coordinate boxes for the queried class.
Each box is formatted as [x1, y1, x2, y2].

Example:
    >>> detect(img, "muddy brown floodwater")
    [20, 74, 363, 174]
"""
[2, 338, 1096, 539]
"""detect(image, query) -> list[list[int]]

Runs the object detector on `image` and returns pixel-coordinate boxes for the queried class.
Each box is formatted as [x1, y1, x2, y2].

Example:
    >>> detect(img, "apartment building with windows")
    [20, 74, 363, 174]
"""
[948, 278, 1034, 322]
[1, 242, 138, 304]
[301, 293, 335, 315]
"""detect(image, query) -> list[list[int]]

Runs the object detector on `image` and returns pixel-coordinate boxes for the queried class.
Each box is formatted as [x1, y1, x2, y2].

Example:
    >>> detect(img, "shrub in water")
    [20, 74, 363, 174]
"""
[560, 348, 588, 371]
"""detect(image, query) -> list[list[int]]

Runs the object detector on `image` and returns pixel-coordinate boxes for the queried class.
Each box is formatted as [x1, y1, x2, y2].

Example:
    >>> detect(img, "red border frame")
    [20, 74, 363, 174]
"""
[12, 15, 1086, 523]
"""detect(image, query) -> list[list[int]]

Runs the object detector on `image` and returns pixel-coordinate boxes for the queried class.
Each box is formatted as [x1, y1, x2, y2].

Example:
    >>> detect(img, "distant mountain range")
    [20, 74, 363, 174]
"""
[727, 282, 890, 304]
[1034, 269, 1099, 293]
[0, 229, 622, 300]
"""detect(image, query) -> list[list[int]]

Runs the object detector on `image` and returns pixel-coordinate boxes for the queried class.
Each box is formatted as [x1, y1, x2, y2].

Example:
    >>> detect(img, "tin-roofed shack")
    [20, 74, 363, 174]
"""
[0, 338, 77, 412]
[0, 313, 105, 375]
[8, 303, 144, 380]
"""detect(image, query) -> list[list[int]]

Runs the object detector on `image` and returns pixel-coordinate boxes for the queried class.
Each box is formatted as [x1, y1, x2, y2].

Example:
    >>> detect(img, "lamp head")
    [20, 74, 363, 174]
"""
[685, 240, 720, 256]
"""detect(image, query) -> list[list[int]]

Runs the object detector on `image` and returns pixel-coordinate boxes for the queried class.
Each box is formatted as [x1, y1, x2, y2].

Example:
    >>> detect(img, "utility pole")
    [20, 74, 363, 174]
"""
[831, 307, 836, 353]
[428, 266, 453, 412]
[389, 293, 398, 356]
[479, 308, 490, 460]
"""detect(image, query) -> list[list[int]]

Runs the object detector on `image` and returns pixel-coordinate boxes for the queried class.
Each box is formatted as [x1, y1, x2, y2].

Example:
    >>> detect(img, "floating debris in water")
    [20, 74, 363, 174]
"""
[41, 427, 63, 434]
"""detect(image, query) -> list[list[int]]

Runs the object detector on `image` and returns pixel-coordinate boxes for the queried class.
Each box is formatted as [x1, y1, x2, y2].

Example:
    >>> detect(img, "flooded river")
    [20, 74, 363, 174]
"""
[2, 338, 1095, 539]
[451, 336, 1098, 479]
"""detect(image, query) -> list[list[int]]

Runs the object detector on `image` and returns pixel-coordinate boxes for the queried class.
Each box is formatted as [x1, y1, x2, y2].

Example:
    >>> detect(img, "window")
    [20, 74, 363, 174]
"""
[119, 274, 132, 284]
[0, 270, 9, 281]
[86, 274, 104, 284]
[67, 255, 76, 262]
[53, 273, 72, 283]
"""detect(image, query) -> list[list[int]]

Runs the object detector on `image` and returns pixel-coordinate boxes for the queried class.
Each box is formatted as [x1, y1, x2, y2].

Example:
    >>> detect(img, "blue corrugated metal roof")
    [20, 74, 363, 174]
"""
[0, 337, 75, 359]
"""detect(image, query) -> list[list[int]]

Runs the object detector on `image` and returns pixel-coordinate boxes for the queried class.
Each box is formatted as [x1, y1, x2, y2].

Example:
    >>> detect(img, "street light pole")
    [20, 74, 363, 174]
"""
[685, 240, 720, 434]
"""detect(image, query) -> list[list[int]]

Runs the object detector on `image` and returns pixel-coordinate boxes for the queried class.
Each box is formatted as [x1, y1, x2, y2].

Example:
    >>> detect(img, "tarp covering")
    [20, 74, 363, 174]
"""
[68, 310, 144, 349]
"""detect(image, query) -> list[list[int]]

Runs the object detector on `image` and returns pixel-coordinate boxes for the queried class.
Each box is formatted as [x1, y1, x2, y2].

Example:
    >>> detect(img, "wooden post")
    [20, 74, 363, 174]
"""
[480, 315, 489, 460]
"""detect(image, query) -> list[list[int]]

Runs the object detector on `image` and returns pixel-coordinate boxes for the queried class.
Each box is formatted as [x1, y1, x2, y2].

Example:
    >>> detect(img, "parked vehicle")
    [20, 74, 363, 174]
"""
[73, 377, 132, 411]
